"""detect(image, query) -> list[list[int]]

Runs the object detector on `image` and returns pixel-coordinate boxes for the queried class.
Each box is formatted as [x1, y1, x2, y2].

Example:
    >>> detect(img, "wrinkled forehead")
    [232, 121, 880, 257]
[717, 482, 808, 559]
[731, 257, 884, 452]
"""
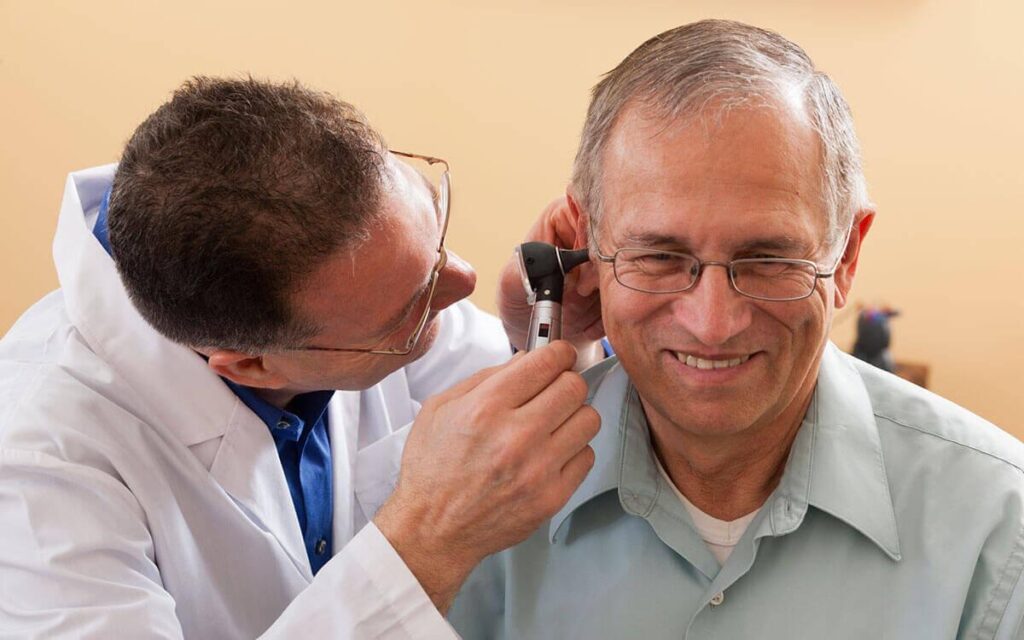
[596, 100, 829, 252]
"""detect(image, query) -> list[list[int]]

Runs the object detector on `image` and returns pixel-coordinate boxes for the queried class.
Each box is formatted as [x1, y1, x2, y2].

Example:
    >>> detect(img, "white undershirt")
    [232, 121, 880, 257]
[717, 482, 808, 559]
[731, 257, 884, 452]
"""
[655, 457, 760, 565]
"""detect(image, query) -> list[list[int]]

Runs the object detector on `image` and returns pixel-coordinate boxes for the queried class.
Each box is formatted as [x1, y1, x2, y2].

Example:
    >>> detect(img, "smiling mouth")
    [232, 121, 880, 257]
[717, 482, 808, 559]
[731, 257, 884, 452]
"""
[672, 352, 752, 370]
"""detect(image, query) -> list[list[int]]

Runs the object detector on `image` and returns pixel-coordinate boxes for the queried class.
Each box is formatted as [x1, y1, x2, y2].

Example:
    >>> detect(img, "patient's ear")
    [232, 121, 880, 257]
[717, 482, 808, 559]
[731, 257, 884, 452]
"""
[834, 210, 875, 309]
[567, 192, 600, 297]
[565, 193, 587, 250]
[206, 349, 289, 390]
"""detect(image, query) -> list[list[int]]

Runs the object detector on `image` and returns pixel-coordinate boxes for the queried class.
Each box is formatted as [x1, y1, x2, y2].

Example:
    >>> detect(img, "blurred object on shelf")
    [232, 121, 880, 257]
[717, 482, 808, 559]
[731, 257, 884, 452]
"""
[852, 306, 900, 372]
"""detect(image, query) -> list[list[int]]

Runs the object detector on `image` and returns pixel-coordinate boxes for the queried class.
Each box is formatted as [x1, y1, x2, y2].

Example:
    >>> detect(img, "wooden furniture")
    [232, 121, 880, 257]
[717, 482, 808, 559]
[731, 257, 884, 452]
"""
[894, 361, 929, 389]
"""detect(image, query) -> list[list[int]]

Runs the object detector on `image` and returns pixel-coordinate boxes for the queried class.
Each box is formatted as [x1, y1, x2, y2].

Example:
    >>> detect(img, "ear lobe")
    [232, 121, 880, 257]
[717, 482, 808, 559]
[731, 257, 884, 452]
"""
[207, 349, 289, 390]
[833, 210, 875, 309]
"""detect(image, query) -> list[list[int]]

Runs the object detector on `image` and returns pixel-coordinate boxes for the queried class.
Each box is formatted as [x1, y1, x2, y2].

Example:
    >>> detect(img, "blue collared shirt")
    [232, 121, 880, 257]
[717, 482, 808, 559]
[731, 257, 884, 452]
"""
[450, 343, 1024, 639]
[93, 189, 335, 574]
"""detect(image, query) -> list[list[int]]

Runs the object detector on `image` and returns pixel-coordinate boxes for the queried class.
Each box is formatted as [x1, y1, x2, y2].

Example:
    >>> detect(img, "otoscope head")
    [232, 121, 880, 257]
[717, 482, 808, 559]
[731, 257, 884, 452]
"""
[515, 242, 590, 304]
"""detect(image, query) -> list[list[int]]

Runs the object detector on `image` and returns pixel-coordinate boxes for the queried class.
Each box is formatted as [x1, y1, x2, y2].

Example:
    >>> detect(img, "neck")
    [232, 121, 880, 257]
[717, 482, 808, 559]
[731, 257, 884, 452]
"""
[255, 387, 298, 409]
[645, 389, 813, 521]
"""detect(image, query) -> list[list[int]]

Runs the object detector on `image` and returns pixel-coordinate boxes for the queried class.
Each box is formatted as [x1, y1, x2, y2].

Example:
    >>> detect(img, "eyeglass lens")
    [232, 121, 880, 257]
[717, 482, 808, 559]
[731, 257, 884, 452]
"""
[612, 249, 819, 300]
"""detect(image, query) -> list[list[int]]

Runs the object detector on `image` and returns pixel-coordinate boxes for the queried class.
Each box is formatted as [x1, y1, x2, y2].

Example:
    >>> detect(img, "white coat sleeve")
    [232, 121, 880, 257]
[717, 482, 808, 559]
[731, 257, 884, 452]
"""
[0, 448, 184, 638]
[261, 523, 457, 639]
[0, 448, 458, 639]
[404, 300, 512, 402]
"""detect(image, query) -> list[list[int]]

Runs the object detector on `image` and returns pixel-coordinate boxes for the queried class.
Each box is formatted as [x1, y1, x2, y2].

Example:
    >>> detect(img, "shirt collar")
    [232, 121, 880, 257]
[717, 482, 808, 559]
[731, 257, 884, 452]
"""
[549, 343, 901, 562]
[222, 379, 334, 443]
[549, 358, 630, 542]
[772, 342, 901, 560]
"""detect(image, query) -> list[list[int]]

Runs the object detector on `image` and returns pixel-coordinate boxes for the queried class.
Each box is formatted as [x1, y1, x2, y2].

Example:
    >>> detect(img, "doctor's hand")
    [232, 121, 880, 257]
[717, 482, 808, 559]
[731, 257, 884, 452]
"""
[373, 341, 599, 614]
[497, 196, 605, 356]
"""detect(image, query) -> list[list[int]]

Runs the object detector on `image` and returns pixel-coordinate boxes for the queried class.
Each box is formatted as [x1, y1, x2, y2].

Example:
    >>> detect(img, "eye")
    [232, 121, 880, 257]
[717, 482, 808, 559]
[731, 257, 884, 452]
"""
[623, 250, 694, 275]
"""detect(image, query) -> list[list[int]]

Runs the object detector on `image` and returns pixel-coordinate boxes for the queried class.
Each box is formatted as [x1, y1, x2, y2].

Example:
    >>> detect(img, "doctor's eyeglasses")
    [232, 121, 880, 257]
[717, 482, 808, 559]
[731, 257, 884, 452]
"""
[298, 150, 451, 356]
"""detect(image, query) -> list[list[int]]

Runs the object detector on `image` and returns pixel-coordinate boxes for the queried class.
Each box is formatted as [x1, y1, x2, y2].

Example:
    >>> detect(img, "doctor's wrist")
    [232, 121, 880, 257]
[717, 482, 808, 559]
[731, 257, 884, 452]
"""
[373, 498, 478, 615]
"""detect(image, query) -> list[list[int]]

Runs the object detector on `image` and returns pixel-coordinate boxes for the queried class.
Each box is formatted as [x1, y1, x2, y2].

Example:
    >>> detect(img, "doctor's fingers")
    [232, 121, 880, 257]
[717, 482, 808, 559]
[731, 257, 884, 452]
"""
[472, 340, 578, 409]
[537, 196, 581, 249]
[529, 440, 597, 520]
[512, 370, 591, 435]
[559, 445, 597, 495]
[545, 405, 601, 466]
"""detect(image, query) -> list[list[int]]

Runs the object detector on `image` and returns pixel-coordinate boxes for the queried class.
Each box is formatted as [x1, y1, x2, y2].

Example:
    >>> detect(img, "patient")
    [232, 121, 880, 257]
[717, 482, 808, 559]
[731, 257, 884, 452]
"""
[451, 19, 1024, 639]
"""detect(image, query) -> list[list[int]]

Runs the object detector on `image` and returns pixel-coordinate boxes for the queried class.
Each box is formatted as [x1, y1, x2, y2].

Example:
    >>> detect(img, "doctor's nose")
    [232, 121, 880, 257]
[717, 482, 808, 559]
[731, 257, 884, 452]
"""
[673, 264, 752, 347]
[431, 249, 476, 312]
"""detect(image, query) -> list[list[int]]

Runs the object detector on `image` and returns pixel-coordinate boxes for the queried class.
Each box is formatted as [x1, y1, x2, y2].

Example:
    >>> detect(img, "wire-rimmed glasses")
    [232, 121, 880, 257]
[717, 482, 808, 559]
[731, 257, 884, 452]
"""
[593, 247, 837, 301]
[299, 150, 450, 355]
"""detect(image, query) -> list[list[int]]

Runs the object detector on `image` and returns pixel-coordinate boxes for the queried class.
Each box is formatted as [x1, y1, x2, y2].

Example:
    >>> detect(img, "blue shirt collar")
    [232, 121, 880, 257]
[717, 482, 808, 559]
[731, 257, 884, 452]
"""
[221, 379, 333, 442]
[94, 186, 113, 255]
[550, 343, 901, 562]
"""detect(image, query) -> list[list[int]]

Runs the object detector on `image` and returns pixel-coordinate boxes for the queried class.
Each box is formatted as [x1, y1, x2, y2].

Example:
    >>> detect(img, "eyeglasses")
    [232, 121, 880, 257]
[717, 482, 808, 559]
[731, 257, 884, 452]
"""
[300, 150, 451, 355]
[591, 223, 848, 302]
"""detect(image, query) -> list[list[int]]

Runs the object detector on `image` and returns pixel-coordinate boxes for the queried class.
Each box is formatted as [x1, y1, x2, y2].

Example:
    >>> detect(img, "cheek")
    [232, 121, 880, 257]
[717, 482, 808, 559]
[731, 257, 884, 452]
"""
[601, 285, 666, 345]
[767, 295, 830, 356]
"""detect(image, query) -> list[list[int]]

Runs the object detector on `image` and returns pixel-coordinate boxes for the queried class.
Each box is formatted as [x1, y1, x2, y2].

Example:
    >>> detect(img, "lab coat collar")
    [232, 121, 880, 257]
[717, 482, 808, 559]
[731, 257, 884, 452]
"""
[549, 344, 902, 562]
[210, 400, 312, 580]
[53, 165, 313, 577]
[53, 165, 237, 448]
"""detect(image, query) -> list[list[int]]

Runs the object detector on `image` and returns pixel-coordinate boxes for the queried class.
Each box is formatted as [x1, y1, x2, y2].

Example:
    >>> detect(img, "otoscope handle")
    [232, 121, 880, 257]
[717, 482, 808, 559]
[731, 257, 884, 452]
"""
[516, 242, 588, 351]
[525, 300, 562, 350]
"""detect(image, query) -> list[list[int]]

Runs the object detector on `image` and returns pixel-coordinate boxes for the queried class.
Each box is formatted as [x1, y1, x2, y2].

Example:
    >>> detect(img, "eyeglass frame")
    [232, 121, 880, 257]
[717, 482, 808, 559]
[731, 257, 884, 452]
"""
[589, 218, 851, 302]
[297, 150, 451, 355]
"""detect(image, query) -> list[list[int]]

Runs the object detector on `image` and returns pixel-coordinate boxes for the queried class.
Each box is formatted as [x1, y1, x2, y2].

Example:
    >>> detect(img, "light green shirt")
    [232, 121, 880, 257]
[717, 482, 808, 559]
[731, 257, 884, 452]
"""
[450, 343, 1024, 639]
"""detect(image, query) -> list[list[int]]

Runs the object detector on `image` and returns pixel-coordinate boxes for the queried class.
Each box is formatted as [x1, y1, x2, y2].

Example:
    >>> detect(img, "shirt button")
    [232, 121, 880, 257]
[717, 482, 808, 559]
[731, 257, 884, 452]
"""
[709, 592, 725, 607]
[315, 538, 328, 555]
[275, 419, 290, 430]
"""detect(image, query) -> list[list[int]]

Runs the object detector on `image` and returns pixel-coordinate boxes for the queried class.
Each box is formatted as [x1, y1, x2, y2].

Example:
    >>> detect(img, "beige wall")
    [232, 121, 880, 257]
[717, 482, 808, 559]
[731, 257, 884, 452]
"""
[2, 0, 1021, 434]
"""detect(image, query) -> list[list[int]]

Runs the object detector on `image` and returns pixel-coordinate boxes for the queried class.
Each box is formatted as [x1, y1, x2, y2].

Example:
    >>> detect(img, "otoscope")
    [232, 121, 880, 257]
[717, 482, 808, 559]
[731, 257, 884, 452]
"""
[514, 242, 591, 351]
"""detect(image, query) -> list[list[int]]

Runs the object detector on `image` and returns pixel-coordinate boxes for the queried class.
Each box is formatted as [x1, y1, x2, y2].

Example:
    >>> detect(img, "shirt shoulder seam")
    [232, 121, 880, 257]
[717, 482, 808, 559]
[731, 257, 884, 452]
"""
[977, 516, 1024, 636]
[873, 412, 1024, 475]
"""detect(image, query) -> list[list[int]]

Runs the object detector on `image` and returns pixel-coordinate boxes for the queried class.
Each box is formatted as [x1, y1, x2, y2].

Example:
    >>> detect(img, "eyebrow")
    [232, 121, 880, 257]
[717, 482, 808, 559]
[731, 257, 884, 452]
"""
[621, 232, 811, 256]
[367, 167, 443, 340]
[414, 170, 441, 217]
[375, 279, 430, 340]
[421, 172, 439, 202]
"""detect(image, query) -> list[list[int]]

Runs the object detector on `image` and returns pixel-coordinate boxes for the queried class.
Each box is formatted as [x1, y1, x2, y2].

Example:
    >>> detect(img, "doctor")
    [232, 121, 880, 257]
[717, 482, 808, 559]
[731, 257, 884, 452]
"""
[0, 77, 600, 638]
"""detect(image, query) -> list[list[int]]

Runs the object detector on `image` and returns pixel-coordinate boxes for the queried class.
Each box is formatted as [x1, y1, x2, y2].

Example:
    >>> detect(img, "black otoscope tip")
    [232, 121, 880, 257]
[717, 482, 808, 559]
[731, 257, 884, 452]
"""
[557, 248, 590, 273]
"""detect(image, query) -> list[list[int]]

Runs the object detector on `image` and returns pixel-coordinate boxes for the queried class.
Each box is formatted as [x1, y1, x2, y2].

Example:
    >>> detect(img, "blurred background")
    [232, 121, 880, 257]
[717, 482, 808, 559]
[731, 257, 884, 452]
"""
[2, 0, 1021, 434]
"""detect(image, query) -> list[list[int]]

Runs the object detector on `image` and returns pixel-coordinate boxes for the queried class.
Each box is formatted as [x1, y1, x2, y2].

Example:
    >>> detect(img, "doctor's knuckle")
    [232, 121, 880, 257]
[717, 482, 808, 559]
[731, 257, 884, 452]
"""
[559, 372, 589, 405]
[579, 406, 601, 436]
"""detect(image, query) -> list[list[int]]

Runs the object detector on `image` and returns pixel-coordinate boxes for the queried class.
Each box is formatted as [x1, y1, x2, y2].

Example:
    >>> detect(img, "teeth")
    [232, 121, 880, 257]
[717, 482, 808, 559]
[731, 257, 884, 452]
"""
[675, 352, 751, 370]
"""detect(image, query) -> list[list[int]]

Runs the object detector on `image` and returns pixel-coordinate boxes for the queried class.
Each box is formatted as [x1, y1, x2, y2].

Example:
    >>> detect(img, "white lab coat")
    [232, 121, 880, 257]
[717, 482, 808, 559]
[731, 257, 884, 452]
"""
[0, 165, 511, 638]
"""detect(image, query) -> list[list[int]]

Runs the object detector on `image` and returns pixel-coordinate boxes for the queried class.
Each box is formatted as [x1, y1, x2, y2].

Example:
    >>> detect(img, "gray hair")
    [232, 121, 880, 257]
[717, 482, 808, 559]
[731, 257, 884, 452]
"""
[571, 19, 870, 257]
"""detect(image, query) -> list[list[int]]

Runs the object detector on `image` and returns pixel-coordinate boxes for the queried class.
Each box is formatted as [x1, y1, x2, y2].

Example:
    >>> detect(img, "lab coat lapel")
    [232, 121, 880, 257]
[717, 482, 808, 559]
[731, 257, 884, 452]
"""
[351, 376, 417, 525]
[209, 401, 312, 582]
[328, 390, 362, 546]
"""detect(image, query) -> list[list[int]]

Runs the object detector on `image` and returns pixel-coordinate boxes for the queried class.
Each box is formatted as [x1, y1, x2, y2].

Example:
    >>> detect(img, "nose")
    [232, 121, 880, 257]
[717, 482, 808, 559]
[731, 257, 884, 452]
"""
[431, 248, 477, 311]
[673, 263, 752, 347]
